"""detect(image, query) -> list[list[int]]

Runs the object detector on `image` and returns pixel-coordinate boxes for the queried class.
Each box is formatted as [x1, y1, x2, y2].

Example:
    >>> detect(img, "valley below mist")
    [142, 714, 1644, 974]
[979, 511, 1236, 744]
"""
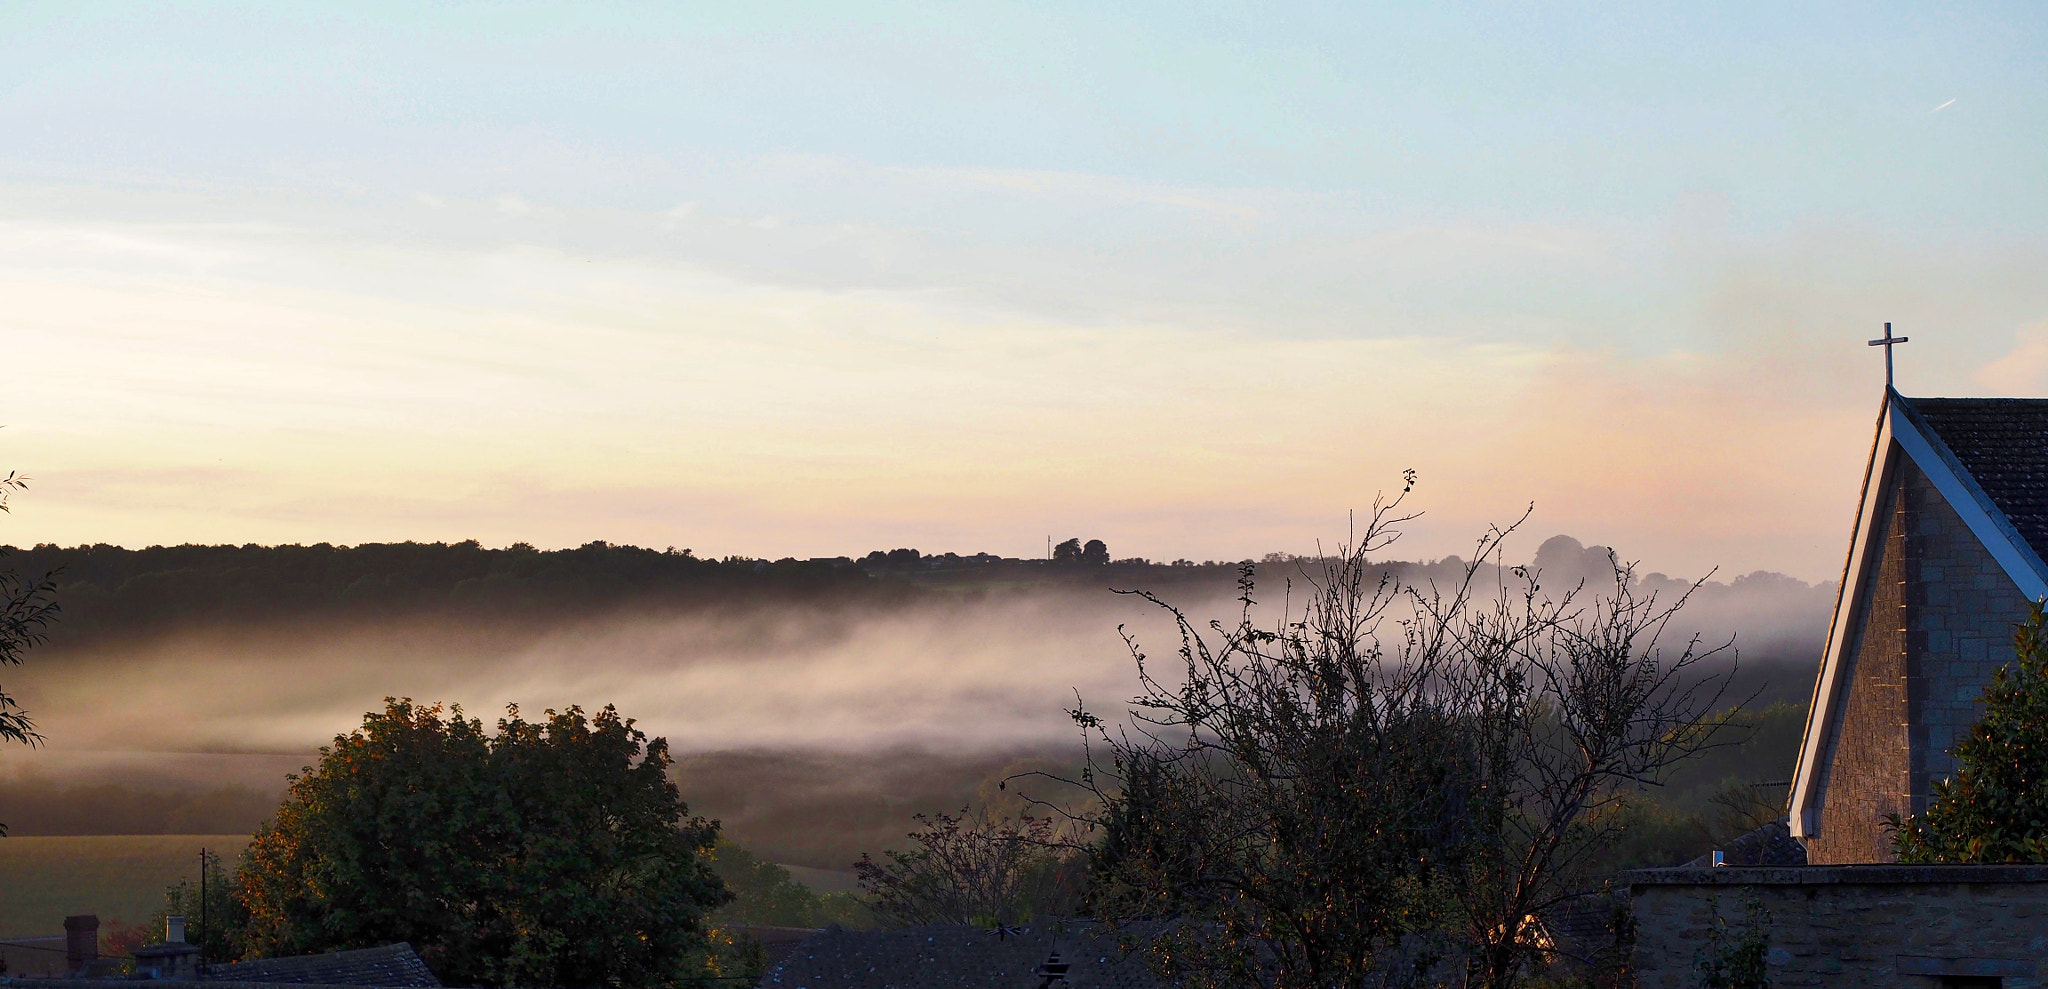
[1, 535, 1835, 870]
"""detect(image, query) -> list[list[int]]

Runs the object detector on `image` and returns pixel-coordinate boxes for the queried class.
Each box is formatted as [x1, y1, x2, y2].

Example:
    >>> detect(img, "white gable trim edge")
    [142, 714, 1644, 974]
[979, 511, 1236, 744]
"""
[1789, 396, 2048, 839]
[1789, 408, 1892, 839]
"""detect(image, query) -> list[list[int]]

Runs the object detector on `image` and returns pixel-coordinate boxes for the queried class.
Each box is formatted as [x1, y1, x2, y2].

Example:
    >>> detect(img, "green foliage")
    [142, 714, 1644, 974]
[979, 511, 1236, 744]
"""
[706, 841, 874, 928]
[1690, 897, 1769, 989]
[706, 842, 821, 926]
[234, 699, 729, 988]
[1891, 601, 2048, 863]
[1582, 702, 1807, 873]
[1650, 702, 1804, 819]
[145, 848, 243, 963]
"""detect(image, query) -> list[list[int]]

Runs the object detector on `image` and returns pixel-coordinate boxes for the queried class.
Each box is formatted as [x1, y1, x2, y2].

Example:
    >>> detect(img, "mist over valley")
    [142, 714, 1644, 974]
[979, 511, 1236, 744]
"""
[2, 534, 1832, 870]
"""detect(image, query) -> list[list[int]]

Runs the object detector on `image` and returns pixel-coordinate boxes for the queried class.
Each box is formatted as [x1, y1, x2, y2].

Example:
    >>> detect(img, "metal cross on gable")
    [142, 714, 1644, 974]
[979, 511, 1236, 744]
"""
[1869, 321, 1910, 389]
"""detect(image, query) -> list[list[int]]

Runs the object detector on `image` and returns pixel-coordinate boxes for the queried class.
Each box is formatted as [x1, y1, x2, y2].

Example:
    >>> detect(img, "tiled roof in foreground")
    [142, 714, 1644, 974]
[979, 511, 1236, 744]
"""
[1910, 396, 2048, 564]
[201, 944, 440, 987]
[764, 922, 1160, 989]
[1681, 819, 1808, 869]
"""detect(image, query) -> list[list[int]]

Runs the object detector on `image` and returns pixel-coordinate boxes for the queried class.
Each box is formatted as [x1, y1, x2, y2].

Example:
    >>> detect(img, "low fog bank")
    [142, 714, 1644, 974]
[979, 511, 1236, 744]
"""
[1, 533, 1835, 861]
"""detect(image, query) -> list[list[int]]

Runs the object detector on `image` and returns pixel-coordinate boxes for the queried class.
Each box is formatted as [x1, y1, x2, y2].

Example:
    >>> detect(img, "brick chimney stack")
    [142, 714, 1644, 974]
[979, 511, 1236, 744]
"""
[63, 915, 98, 974]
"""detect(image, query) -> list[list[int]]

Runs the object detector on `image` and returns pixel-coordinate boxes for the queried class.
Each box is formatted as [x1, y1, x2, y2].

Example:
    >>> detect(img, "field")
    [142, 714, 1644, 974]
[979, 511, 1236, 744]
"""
[0, 835, 249, 938]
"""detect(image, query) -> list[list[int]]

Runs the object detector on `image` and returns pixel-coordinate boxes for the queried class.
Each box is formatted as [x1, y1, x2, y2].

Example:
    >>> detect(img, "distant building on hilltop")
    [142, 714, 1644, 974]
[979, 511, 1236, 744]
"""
[1791, 389, 2048, 863]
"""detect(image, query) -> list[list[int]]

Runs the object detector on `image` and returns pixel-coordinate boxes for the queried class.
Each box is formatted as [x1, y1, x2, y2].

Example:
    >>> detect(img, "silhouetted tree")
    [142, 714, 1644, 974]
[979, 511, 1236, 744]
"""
[236, 699, 728, 988]
[1890, 601, 2048, 863]
[1082, 539, 1110, 566]
[1053, 538, 1084, 565]
[0, 469, 58, 836]
[1056, 479, 1736, 989]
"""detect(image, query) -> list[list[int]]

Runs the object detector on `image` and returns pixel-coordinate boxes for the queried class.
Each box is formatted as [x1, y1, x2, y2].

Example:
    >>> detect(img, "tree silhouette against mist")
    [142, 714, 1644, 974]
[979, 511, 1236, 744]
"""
[0, 467, 59, 836]
[1048, 478, 1738, 989]
[1052, 538, 1109, 566]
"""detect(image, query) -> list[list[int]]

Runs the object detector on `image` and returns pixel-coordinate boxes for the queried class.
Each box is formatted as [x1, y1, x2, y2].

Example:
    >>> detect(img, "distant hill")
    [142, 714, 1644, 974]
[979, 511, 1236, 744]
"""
[2, 537, 1833, 678]
[0, 540, 1256, 651]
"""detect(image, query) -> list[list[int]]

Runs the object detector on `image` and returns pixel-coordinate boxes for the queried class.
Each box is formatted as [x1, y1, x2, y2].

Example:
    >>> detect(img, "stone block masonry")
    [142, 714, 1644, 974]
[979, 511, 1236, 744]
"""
[1809, 465, 1913, 865]
[1629, 865, 2048, 989]
[1901, 461, 2033, 797]
[1806, 454, 2034, 865]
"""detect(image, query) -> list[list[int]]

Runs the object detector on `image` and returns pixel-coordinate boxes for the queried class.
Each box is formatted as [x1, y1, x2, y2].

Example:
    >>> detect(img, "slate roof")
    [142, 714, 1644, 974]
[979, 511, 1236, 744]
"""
[1909, 397, 2048, 563]
[762, 922, 1160, 989]
[730, 926, 823, 968]
[200, 944, 440, 987]
[1681, 819, 1808, 868]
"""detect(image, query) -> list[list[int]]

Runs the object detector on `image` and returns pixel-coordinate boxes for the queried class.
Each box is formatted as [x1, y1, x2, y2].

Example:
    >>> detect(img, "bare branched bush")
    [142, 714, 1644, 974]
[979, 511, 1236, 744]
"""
[1037, 480, 1738, 989]
[853, 806, 1086, 928]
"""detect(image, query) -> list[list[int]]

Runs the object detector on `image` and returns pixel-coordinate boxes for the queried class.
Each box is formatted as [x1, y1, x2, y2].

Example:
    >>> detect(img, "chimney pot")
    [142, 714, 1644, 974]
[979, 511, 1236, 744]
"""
[63, 915, 99, 974]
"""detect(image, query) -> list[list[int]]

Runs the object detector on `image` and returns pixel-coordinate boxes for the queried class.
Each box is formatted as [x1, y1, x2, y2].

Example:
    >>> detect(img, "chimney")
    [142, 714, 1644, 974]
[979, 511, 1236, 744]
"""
[63, 915, 99, 973]
[133, 919, 202, 980]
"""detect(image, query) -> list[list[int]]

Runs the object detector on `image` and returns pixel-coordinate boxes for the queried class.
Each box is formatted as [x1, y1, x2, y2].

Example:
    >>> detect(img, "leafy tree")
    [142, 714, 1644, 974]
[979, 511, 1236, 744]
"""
[1082, 539, 1110, 566]
[1053, 481, 1736, 989]
[235, 699, 729, 988]
[1890, 601, 2048, 863]
[706, 841, 873, 929]
[0, 469, 58, 836]
[707, 842, 824, 927]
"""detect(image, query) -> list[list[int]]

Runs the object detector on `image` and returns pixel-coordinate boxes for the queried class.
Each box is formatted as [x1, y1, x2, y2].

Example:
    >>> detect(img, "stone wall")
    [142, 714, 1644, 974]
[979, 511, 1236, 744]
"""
[1630, 865, 2048, 989]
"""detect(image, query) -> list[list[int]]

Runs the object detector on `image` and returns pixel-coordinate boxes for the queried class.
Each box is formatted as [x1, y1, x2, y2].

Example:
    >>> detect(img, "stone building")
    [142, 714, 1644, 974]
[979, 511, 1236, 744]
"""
[1790, 389, 2048, 864]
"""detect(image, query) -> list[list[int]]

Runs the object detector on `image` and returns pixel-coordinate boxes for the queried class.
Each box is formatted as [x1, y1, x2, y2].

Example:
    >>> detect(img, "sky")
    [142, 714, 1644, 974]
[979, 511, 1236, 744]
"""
[3, 2, 2045, 581]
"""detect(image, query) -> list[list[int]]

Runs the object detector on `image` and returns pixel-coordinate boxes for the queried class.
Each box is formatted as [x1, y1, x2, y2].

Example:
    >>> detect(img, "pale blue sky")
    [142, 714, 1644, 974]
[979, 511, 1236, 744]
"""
[2, 2, 2044, 576]
[6, 3, 2037, 226]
